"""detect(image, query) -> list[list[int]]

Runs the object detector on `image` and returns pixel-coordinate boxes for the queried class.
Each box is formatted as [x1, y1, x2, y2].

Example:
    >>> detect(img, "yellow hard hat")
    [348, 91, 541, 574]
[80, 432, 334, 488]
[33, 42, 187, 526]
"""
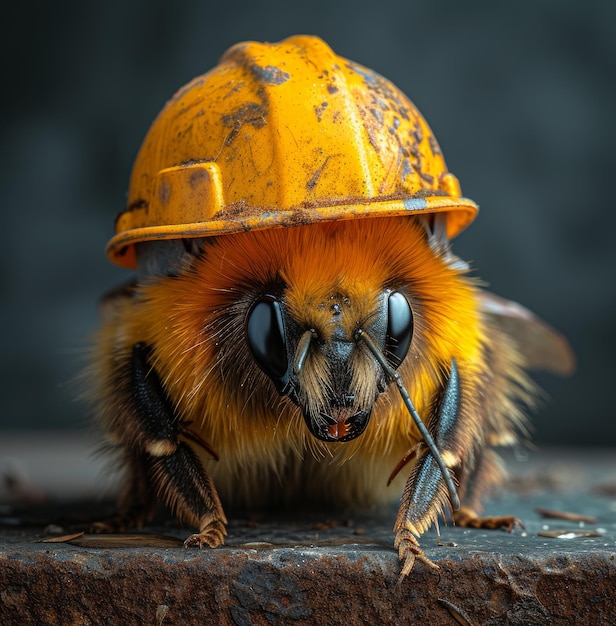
[107, 35, 478, 268]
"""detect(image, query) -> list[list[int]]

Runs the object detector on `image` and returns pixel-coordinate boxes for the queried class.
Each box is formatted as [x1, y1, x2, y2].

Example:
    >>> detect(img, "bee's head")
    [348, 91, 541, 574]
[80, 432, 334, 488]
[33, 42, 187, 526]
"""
[245, 287, 413, 442]
[133, 217, 477, 453]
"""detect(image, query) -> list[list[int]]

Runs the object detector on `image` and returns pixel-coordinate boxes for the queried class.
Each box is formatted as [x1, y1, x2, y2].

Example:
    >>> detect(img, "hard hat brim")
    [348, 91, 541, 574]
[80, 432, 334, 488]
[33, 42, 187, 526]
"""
[107, 196, 478, 269]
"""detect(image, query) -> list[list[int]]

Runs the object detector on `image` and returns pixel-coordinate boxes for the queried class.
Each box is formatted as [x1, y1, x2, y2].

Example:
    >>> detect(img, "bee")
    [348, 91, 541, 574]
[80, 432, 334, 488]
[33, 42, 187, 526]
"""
[90, 36, 573, 579]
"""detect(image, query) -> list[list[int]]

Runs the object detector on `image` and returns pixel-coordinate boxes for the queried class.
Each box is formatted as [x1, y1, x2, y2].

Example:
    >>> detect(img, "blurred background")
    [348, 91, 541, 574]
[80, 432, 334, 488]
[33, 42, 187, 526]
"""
[1, 0, 614, 448]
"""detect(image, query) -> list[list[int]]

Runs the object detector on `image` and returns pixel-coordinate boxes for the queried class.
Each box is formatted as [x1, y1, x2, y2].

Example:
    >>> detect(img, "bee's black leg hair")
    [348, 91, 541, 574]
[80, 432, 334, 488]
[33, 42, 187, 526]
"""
[394, 358, 461, 579]
[92, 343, 227, 548]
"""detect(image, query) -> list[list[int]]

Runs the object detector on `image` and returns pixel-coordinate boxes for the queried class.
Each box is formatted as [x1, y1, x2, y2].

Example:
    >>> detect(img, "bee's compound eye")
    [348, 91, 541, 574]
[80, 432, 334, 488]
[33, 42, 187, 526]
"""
[245, 296, 288, 380]
[385, 291, 413, 368]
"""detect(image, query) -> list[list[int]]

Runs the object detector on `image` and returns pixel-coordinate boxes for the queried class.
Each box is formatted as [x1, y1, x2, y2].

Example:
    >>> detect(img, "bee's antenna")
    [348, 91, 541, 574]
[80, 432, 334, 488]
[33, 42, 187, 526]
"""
[355, 329, 460, 511]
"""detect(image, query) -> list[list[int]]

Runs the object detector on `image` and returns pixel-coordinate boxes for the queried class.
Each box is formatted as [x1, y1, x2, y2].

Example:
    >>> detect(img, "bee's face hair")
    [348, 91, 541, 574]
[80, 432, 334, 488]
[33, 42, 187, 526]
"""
[131, 216, 480, 451]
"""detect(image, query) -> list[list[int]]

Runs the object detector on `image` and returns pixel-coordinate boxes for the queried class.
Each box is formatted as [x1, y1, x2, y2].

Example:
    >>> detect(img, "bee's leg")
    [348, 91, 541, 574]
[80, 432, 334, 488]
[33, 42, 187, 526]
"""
[132, 342, 227, 547]
[394, 359, 461, 579]
[151, 440, 227, 548]
[454, 448, 522, 531]
[94, 343, 227, 548]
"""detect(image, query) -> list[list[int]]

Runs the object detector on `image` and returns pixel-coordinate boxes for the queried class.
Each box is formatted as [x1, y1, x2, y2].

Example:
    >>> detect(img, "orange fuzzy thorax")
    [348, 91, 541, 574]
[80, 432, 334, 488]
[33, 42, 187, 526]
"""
[104, 217, 484, 509]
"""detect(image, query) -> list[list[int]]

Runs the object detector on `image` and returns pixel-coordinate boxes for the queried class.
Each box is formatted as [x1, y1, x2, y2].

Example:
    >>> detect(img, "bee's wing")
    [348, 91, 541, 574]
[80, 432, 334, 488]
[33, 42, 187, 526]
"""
[478, 291, 575, 376]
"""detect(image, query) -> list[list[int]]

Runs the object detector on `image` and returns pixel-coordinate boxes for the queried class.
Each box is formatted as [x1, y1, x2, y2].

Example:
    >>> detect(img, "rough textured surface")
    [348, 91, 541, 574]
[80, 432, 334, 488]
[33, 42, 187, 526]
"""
[1, 444, 615, 624]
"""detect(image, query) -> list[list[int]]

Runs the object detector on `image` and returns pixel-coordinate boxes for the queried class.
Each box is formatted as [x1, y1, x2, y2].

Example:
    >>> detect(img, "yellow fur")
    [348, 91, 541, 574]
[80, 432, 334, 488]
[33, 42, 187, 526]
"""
[93, 217, 515, 513]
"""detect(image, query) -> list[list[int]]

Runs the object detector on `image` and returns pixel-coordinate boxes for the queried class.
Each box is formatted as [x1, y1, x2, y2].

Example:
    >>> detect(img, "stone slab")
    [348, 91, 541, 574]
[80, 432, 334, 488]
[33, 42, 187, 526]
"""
[0, 442, 615, 624]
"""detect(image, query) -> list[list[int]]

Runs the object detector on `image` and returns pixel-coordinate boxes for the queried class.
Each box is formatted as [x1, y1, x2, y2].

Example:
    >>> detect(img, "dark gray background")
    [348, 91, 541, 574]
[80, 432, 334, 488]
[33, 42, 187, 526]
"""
[2, 0, 614, 446]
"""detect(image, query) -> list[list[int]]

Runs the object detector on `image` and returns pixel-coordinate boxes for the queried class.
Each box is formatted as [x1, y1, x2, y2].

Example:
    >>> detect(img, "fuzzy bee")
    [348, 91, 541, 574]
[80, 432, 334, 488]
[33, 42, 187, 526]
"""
[90, 36, 573, 578]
